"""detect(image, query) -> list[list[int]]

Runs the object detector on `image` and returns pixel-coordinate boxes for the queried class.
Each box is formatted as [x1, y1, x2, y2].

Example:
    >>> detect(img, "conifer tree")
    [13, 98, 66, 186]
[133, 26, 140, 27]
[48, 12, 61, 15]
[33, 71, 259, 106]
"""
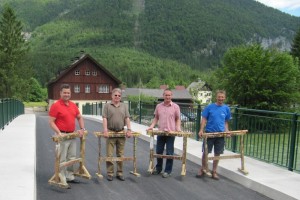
[291, 28, 300, 60]
[0, 5, 29, 98]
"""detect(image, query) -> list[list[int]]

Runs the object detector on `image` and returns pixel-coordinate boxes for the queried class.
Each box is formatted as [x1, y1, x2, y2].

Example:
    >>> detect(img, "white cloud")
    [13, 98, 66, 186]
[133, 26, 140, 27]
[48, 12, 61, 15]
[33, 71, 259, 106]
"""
[256, 0, 300, 9]
[256, 0, 300, 16]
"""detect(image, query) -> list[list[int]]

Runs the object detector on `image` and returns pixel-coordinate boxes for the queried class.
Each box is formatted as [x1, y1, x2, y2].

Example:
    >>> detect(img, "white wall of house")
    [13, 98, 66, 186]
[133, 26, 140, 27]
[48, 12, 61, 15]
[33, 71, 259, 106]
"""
[48, 99, 109, 114]
[197, 91, 212, 104]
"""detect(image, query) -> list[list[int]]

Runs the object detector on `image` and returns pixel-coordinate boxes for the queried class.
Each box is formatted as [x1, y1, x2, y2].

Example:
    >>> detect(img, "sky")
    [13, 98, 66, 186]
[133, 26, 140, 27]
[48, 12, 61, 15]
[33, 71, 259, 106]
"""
[256, 0, 300, 17]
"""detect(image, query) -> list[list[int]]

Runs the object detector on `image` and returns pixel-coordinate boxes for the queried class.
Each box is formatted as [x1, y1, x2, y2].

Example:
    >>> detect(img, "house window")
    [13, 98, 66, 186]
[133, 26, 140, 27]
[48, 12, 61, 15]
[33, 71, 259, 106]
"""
[85, 85, 90, 93]
[74, 85, 80, 93]
[92, 71, 97, 76]
[75, 70, 80, 75]
[98, 84, 109, 93]
[85, 70, 90, 76]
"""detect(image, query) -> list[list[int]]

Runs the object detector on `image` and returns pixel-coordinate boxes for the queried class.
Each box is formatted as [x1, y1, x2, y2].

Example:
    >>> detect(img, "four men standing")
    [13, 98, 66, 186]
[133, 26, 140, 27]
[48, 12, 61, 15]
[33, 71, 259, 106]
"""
[49, 85, 230, 185]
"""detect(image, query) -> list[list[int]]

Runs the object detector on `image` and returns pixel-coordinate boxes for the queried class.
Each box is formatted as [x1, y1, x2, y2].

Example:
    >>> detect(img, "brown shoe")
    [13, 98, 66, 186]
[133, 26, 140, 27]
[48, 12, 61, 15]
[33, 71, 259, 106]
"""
[212, 171, 219, 180]
[196, 169, 204, 178]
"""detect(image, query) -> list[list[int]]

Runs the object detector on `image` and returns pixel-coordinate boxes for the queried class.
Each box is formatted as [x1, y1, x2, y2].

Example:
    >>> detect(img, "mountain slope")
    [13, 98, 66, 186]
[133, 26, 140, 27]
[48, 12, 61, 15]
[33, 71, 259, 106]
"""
[1, 0, 299, 87]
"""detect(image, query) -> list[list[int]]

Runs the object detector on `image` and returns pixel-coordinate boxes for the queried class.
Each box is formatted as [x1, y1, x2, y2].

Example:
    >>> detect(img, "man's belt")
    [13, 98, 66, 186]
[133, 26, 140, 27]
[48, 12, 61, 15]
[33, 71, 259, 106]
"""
[108, 128, 124, 132]
[59, 130, 74, 133]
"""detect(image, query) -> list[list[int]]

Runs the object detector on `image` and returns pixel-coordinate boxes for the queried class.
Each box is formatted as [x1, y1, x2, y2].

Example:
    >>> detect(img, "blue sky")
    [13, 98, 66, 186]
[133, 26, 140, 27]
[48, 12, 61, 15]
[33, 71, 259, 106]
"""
[256, 0, 300, 17]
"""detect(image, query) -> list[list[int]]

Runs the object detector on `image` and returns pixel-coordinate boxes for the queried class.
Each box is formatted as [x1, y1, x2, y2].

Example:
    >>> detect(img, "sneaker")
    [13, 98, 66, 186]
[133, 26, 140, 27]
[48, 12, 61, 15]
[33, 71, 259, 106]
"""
[116, 175, 125, 181]
[196, 169, 204, 178]
[152, 169, 161, 175]
[107, 175, 113, 181]
[67, 179, 80, 183]
[162, 172, 171, 178]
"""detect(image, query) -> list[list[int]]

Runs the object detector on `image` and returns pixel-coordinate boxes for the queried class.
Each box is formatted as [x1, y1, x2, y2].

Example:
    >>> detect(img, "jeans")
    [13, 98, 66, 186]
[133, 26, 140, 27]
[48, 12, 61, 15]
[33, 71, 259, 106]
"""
[155, 136, 175, 174]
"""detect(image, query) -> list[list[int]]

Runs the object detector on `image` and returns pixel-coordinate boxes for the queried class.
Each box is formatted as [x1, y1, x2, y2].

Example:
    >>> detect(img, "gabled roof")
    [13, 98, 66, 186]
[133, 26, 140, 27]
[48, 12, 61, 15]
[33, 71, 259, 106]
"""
[47, 54, 121, 86]
[122, 88, 193, 100]
[187, 80, 211, 91]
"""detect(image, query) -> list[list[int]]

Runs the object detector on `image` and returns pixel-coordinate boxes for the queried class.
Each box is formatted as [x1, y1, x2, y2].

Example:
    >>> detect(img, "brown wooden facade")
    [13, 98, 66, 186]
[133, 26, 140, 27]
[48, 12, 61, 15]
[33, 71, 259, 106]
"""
[48, 54, 122, 101]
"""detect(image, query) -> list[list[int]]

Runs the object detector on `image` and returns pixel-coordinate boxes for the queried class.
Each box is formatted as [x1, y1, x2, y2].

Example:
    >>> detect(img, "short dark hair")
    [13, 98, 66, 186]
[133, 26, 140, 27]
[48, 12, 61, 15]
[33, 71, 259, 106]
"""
[163, 89, 172, 95]
[216, 90, 226, 96]
[60, 84, 71, 91]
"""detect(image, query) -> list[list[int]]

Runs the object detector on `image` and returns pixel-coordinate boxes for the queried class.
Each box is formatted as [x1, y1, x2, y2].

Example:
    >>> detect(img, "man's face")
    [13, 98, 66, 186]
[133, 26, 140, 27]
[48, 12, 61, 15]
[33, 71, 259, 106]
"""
[112, 91, 121, 102]
[216, 93, 226, 105]
[163, 90, 172, 103]
[60, 88, 71, 101]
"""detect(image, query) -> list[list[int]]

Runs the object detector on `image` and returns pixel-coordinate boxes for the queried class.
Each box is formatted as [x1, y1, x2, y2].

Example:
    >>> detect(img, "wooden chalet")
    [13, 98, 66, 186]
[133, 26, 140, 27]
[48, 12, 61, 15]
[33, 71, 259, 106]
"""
[47, 54, 121, 112]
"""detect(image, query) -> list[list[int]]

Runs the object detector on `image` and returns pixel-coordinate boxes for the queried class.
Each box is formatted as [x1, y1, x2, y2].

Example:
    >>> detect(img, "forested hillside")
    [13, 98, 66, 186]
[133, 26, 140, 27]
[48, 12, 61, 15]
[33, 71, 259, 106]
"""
[0, 0, 299, 88]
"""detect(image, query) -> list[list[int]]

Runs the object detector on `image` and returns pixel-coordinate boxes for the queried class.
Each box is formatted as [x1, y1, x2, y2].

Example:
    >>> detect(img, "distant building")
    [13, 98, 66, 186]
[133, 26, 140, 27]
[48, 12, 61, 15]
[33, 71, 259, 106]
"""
[47, 54, 121, 112]
[122, 87, 193, 104]
[187, 79, 212, 104]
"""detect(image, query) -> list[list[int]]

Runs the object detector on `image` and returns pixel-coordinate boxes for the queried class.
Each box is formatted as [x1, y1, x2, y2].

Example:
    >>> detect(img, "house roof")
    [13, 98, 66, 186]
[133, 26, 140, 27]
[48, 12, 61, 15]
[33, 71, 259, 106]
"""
[122, 88, 193, 100]
[47, 54, 122, 86]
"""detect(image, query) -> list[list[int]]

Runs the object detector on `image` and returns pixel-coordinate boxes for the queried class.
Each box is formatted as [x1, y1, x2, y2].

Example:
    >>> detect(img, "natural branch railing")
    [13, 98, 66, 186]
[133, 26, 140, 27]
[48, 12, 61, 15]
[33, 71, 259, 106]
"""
[147, 130, 193, 176]
[48, 131, 91, 189]
[202, 130, 249, 176]
[94, 131, 141, 179]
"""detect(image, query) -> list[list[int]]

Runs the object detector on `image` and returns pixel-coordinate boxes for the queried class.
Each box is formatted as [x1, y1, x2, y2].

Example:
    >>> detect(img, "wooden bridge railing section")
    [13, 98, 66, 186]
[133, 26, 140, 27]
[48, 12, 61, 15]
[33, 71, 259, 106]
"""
[94, 131, 141, 179]
[48, 131, 91, 189]
[147, 130, 193, 176]
[203, 130, 249, 176]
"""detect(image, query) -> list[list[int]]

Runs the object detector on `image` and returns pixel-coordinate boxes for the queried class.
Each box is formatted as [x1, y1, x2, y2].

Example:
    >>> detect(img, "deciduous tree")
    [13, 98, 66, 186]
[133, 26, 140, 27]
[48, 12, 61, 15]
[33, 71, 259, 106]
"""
[215, 44, 300, 111]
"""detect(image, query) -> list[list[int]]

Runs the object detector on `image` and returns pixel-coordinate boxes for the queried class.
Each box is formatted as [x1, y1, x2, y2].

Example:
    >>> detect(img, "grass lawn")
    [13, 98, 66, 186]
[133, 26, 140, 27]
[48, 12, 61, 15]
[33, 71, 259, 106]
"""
[23, 101, 48, 107]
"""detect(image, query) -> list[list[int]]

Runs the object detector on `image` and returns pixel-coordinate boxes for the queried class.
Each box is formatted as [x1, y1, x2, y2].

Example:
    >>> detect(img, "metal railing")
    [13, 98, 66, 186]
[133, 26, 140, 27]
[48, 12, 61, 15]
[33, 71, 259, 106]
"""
[82, 101, 300, 173]
[0, 98, 24, 130]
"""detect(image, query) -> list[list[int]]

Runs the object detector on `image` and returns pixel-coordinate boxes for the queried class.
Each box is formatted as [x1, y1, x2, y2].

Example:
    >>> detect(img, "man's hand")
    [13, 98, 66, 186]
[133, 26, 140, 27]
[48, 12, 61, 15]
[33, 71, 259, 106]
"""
[225, 130, 231, 138]
[103, 131, 109, 138]
[77, 129, 85, 137]
[147, 127, 153, 131]
[126, 129, 132, 138]
[198, 130, 204, 138]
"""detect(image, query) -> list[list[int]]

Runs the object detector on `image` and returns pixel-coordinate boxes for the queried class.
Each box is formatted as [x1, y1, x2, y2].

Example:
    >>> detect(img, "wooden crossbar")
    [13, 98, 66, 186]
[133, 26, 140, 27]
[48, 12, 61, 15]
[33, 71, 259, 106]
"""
[153, 154, 183, 160]
[208, 155, 242, 160]
[59, 158, 82, 168]
[147, 130, 192, 176]
[147, 130, 193, 137]
[100, 157, 135, 162]
[94, 130, 141, 180]
[203, 130, 248, 138]
[203, 130, 249, 175]
[94, 131, 140, 138]
[48, 130, 91, 189]
[51, 132, 84, 142]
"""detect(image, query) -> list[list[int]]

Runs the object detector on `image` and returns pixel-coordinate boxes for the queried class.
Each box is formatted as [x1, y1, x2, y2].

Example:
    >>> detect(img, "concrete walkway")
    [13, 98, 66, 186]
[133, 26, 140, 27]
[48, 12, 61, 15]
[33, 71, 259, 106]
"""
[1, 114, 300, 200]
[0, 114, 36, 200]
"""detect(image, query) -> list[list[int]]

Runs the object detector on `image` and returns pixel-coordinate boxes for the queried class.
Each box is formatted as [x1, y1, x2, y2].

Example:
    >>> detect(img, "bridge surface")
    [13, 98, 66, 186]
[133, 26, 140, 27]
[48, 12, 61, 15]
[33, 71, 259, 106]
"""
[0, 112, 300, 200]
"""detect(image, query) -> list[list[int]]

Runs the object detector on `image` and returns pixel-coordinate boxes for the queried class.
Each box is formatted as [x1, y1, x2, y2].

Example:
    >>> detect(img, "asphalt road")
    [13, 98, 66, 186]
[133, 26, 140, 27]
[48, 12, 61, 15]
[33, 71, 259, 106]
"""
[36, 113, 271, 200]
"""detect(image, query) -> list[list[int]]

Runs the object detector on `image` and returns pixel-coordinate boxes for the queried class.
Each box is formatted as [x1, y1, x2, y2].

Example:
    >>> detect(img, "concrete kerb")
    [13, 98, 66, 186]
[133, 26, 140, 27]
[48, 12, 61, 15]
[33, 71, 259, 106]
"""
[83, 115, 300, 200]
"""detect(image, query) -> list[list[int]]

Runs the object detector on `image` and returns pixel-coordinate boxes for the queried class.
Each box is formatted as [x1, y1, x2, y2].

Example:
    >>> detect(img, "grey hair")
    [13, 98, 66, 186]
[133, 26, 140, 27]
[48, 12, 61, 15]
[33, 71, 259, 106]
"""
[112, 88, 122, 94]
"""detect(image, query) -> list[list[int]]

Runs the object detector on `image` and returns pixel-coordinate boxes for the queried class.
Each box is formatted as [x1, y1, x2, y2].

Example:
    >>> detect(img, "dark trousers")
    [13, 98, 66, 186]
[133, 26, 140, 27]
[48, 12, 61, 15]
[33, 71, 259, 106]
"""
[155, 136, 175, 174]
